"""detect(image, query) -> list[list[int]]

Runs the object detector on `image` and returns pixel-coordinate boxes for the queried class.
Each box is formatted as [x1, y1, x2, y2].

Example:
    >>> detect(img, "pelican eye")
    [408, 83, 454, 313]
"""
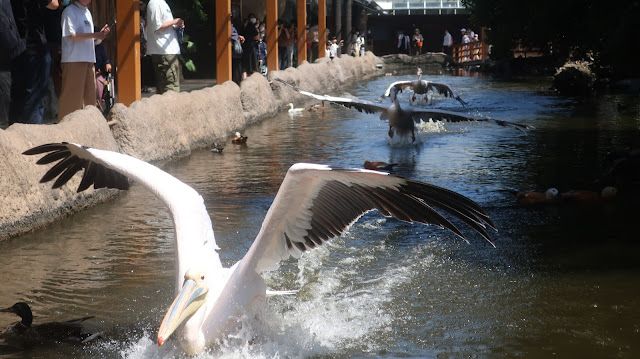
[200, 275, 205, 280]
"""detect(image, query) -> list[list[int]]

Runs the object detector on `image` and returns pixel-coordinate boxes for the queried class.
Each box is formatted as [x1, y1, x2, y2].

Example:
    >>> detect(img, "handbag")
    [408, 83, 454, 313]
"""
[232, 39, 243, 58]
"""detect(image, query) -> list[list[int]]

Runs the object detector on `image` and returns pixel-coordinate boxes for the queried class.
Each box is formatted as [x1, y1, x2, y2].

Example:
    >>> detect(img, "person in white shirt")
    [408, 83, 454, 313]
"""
[442, 29, 453, 56]
[58, 0, 110, 122]
[146, 0, 183, 94]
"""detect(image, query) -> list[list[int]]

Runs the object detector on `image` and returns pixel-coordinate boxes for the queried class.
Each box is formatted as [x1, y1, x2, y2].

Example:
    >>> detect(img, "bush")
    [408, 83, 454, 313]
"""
[552, 61, 596, 96]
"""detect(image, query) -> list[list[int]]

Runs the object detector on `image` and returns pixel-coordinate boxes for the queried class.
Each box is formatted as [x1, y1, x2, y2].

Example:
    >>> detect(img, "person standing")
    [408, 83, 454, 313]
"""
[8, 0, 58, 125]
[57, 0, 109, 122]
[442, 29, 452, 56]
[146, 0, 183, 94]
[412, 28, 423, 55]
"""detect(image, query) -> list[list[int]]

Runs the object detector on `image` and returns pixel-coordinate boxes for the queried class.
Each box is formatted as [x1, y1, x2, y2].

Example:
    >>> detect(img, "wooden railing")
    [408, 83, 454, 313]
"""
[452, 41, 489, 64]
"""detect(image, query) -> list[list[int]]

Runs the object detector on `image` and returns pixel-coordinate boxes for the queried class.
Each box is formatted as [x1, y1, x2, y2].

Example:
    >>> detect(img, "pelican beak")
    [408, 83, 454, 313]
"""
[157, 278, 208, 346]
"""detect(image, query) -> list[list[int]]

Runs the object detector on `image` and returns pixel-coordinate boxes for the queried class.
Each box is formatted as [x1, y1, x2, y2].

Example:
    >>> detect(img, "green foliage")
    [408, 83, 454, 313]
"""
[167, 0, 210, 73]
[462, 0, 640, 78]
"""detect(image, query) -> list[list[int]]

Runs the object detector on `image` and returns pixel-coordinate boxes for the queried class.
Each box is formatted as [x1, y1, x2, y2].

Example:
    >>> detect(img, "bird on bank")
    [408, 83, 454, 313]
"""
[275, 78, 532, 144]
[377, 67, 468, 106]
[24, 142, 497, 355]
[363, 161, 398, 172]
[1, 302, 98, 344]
[231, 132, 248, 144]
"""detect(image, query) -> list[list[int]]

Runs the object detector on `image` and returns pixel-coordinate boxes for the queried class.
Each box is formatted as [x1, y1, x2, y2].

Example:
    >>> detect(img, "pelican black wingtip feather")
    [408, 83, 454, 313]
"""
[24, 143, 130, 192]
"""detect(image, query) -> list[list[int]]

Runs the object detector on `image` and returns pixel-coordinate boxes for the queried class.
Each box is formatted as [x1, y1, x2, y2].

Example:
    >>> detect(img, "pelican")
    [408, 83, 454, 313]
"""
[275, 78, 532, 143]
[23, 142, 497, 355]
[1, 302, 98, 344]
[377, 68, 468, 106]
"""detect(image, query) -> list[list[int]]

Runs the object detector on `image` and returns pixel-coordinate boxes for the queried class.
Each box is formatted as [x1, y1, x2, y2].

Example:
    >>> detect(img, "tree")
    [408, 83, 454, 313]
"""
[462, 0, 640, 78]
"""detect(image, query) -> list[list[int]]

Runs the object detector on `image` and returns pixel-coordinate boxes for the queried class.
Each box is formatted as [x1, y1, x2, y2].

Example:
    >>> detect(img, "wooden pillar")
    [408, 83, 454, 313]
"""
[296, 0, 307, 66]
[215, 0, 231, 84]
[115, 0, 140, 106]
[334, 0, 342, 42]
[318, 0, 326, 58]
[344, 0, 352, 51]
[266, 0, 278, 72]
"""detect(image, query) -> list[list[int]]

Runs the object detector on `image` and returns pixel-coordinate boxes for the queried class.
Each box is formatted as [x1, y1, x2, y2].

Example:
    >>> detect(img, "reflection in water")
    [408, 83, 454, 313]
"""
[1, 70, 639, 358]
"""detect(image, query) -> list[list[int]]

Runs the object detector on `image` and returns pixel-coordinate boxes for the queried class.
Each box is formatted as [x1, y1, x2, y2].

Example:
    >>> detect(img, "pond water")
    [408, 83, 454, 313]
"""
[1, 69, 639, 358]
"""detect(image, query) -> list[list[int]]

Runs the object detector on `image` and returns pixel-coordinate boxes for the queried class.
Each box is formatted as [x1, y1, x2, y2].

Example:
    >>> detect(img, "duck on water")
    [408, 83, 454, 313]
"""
[1, 302, 98, 345]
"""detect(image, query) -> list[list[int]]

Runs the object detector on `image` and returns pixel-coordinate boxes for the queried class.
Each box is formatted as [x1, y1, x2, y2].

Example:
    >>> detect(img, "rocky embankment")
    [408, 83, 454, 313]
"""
[0, 53, 381, 240]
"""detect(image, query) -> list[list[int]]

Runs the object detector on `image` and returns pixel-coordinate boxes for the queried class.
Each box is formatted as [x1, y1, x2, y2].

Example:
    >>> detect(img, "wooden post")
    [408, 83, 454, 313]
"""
[297, 0, 307, 66]
[215, 0, 231, 84]
[318, 0, 326, 58]
[266, 0, 278, 72]
[115, 0, 140, 106]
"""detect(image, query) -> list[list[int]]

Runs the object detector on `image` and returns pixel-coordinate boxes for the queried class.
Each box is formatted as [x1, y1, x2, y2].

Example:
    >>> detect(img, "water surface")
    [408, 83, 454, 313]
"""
[1, 70, 639, 358]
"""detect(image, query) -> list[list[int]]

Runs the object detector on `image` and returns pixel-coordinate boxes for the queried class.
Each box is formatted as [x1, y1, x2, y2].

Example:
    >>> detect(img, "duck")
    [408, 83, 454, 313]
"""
[23, 142, 497, 355]
[231, 132, 248, 144]
[516, 188, 559, 205]
[210, 143, 224, 153]
[275, 78, 532, 144]
[377, 67, 468, 106]
[1, 302, 98, 344]
[308, 103, 327, 112]
[287, 103, 305, 115]
[363, 161, 398, 172]
[561, 186, 618, 204]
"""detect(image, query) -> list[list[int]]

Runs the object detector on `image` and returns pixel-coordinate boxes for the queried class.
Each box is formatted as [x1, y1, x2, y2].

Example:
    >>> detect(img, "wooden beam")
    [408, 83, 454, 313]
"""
[297, 0, 307, 66]
[266, 0, 278, 72]
[215, 0, 231, 84]
[115, 0, 140, 106]
[318, 0, 326, 58]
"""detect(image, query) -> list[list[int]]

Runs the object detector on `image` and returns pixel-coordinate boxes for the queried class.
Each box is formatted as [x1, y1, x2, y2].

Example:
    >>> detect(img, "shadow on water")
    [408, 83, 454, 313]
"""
[1, 68, 639, 358]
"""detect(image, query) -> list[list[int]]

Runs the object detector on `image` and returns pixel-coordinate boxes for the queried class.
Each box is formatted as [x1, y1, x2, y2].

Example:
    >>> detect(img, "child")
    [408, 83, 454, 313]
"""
[58, 0, 110, 122]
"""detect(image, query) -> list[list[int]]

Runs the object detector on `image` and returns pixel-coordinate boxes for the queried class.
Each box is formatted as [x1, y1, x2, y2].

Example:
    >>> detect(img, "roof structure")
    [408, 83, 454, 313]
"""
[374, 0, 468, 15]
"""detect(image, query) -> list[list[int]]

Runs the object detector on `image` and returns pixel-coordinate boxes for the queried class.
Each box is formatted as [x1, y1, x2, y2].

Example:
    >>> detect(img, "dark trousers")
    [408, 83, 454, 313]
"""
[278, 46, 288, 70]
[9, 51, 51, 125]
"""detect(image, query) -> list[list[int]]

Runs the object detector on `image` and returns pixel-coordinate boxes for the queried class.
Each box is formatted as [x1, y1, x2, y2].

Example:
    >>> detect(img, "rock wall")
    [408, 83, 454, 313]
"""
[0, 52, 380, 241]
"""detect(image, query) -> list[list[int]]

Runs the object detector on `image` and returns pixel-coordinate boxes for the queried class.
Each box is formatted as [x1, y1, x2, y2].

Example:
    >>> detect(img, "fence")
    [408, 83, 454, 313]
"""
[452, 41, 489, 64]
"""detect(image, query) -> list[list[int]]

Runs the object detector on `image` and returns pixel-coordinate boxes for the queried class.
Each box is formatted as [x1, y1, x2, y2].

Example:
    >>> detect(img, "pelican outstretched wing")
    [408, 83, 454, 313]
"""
[240, 164, 496, 273]
[23, 143, 222, 278]
[377, 81, 412, 102]
[275, 78, 387, 115]
[426, 82, 468, 106]
[408, 107, 534, 133]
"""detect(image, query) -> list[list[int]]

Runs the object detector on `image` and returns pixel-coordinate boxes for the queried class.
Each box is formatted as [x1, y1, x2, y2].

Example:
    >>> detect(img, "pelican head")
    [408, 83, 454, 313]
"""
[158, 269, 209, 347]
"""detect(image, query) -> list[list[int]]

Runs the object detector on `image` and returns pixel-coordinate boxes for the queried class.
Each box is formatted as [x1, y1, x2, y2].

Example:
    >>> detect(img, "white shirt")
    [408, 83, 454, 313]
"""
[146, 0, 180, 55]
[61, 2, 95, 63]
[330, 43, 338, 58]
[443, 32, 452, 47]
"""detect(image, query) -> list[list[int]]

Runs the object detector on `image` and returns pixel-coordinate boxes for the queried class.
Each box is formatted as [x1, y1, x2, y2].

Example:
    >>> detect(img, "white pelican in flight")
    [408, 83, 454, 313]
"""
[275, 78, 532, 143]
[377, 67, 468, 106]
[23, 142, 497, 355]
